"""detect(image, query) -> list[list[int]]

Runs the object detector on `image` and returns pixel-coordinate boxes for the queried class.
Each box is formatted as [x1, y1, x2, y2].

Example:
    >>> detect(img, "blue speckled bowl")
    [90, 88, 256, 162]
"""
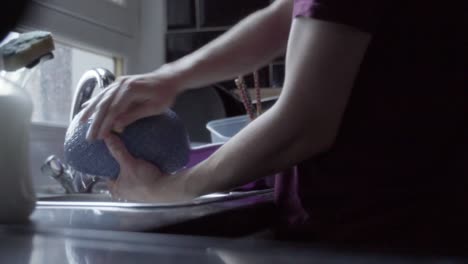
[64, 110, 190, 179]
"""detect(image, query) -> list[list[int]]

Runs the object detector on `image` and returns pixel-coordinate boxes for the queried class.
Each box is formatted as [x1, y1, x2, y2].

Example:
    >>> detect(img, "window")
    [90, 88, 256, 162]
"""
[1, 32, 117, 126]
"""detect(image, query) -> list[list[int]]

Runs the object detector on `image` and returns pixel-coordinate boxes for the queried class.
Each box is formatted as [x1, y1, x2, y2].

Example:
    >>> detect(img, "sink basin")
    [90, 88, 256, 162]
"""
[36, 189, 273, 209]
[32, 189, 275, 236]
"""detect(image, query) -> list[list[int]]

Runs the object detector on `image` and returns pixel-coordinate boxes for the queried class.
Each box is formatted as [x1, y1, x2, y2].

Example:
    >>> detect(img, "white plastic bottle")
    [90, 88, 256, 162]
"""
[0, 74, 36, 223]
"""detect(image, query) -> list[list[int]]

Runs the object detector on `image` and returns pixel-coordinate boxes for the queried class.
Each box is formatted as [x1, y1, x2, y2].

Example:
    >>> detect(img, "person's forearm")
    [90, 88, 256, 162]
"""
[161, 0, 292, 91]
[176, 18, 371, 198]
[180, 108, 310, 196]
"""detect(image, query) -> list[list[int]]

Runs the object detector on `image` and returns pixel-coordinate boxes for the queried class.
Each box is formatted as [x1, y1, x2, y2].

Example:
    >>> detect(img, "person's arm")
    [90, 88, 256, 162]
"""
[166, 0, 293, 89]
[82, 0, 293, 140]
[182, 18, 372, 196]
[106, 18, 372, 202]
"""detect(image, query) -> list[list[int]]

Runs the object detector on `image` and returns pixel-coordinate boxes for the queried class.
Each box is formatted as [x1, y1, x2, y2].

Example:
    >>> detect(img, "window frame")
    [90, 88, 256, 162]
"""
[11, 0, 140, 128]
[11, 0, 167, 128]
[18, 0, 140, 74]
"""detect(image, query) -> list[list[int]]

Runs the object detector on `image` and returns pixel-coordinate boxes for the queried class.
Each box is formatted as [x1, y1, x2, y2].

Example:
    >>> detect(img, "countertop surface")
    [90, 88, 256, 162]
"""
[2, 190, 466, 263]
[21, 189, 468, 263]
[1, 225, 465, 264]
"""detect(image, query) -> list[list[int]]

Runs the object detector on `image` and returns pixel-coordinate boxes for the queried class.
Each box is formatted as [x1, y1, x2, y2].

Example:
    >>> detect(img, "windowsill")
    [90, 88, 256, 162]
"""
[31, 121, 68, 129]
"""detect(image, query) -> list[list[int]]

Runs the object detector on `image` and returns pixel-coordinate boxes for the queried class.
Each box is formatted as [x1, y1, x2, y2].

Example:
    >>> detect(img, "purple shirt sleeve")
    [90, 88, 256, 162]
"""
[293, 0, 390, 33]
[293, 0, 316, 17]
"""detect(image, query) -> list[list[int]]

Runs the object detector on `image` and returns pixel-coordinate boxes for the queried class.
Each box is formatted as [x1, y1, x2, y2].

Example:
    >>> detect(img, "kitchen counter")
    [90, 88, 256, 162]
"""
[5, 190, 467, 263]
[1, 225, 464, 264]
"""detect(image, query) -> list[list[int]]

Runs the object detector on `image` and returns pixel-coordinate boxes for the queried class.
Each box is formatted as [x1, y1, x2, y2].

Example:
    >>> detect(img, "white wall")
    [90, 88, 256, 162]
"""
[132, 0, 167, 73]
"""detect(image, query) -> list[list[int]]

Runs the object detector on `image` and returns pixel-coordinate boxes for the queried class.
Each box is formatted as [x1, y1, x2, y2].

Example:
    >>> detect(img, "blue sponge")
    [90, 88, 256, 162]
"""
[64, 110, 190, 179]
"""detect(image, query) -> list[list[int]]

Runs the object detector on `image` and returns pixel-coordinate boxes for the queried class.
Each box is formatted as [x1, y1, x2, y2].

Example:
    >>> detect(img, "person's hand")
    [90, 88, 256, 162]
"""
[80, 70, 181, 141]
[104, 134, 192, 203]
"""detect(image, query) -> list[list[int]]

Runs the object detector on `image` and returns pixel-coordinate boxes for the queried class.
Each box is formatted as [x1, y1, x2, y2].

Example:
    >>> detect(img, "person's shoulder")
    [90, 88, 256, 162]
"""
[293, 0, 393, 34]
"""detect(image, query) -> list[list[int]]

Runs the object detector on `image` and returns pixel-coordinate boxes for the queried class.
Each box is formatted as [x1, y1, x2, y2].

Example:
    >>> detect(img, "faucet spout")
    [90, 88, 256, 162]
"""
[45, 68, 116, 194]
[70, 68, 115, 121]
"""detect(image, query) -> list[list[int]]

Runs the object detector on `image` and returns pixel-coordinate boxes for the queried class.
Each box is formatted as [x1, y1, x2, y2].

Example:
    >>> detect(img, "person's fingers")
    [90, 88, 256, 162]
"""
[104, 134, 136, 168]
[95, 79, 141, 139]
[79, 81, 120, 123]
[106, 180, 116, 195]
[96, 107, 122, 139]
[81, 100, 91, 108]
[96, 80, 153, 138]
[106, 179, 124, 201]
[78, 77, 124, 124]
[96, 96, 134, 139]
[86, 93, 116, 141]
[113, 104, 155, 131]
[78, 91, 106, 123]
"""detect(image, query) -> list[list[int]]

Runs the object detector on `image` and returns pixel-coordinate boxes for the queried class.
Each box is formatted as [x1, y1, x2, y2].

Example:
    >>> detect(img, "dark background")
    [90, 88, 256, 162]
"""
[166, 0, 286, 142]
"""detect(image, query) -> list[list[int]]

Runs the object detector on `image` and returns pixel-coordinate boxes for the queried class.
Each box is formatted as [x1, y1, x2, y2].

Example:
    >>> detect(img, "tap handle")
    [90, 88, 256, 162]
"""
[41, 155, 64, 178]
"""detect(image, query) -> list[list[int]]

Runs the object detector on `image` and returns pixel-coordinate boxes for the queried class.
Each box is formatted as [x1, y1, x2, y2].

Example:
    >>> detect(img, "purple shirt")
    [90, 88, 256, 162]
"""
[275, 0, 468, 250]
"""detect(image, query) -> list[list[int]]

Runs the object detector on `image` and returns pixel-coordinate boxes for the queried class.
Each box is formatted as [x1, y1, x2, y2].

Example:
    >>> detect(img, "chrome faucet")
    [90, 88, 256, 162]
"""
[42, 68, 115, 194]
[70, 68, 115, 121]
[41, 155, 99, 193]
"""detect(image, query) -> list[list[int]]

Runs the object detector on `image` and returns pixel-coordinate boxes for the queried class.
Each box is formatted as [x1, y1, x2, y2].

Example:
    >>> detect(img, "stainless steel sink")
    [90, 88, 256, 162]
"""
[36, 189, 273, 209]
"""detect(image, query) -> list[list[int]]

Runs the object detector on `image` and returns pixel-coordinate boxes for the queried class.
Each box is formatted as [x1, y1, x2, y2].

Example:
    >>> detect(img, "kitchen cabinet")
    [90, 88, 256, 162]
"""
[167, 0, 196, 29]
[199, 0, 271, 27]
[166, 31, 223, 62]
